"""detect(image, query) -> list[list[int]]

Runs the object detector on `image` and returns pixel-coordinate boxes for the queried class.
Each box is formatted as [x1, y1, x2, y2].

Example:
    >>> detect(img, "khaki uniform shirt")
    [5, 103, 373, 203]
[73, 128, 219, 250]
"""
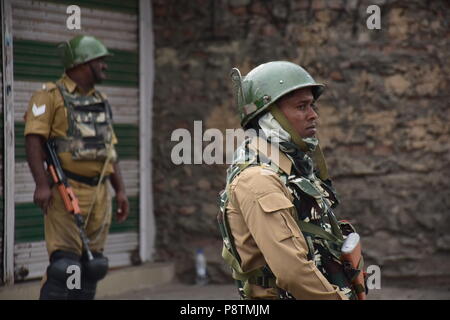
[226, 138, 348, 300]
[24, 74, 117, 177]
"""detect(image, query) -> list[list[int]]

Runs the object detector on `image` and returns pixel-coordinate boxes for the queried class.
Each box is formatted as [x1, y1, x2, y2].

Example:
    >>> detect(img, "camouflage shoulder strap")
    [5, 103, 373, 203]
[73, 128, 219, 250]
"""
[55, 82, 77, 136]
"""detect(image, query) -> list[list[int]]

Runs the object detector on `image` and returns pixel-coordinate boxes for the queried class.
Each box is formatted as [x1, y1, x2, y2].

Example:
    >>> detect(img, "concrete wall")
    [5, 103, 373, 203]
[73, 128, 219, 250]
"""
[151, 0, 450, 284]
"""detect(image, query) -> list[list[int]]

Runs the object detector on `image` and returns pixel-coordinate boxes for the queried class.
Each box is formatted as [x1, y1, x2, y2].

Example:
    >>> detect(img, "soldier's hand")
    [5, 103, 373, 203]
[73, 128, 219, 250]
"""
[115, 191, 129, 223]
[34, 184, 52, 214]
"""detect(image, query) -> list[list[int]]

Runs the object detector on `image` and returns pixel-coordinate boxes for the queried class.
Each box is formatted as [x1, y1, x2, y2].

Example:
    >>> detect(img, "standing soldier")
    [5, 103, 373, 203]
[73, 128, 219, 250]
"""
[218, 61, 366, 299]
[24, 35, 129, 300]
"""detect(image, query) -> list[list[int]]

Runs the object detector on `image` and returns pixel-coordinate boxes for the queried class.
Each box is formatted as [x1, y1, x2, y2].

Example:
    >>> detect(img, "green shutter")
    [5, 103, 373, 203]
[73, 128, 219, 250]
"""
[11, 0, 141, 277]
[114, 124, 140, 159]
[15, 196, 139, 243]
[14, 39, 138, 87]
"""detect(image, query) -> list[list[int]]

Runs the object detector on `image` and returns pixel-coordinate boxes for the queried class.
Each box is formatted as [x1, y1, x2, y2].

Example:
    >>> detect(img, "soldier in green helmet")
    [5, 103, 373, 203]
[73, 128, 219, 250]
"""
[24, 35, 129, 300]
[218, 61, 367, 299]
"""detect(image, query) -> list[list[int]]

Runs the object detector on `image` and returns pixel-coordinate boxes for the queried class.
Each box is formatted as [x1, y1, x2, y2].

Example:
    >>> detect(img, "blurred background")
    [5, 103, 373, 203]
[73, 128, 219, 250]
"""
[0, 0, 449, 299]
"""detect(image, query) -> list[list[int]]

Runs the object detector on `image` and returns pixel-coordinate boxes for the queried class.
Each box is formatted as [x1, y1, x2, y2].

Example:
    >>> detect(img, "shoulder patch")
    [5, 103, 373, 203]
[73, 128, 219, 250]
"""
[32, 103, 46, 116]
[42, 82, 57, 91]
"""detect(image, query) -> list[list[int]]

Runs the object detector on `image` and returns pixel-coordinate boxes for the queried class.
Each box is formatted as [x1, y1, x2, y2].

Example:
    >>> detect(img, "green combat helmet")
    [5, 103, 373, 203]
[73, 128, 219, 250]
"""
[231, 61, 325, 128]
[59, 35, 112, 70]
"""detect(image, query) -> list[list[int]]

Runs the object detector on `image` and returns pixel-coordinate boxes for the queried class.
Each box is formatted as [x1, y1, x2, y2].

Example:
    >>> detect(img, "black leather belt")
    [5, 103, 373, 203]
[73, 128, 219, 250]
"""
[63, 169, 109, 186]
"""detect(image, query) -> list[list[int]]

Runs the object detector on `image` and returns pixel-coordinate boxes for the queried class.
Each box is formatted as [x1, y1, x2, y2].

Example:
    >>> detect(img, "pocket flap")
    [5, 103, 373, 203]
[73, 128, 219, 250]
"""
[258, 192, 293, 213]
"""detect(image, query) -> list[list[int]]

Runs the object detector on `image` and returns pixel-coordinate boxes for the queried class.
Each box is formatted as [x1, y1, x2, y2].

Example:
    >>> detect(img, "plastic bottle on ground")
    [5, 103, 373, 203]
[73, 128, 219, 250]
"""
[195, 248, 209, 286]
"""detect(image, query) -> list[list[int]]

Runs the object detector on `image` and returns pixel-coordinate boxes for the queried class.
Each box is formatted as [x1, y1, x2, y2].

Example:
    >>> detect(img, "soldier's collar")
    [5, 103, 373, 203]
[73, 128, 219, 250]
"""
[61, 73, 77, 93]
[61, 73, 96, 96]
[249, 136, 292, 175]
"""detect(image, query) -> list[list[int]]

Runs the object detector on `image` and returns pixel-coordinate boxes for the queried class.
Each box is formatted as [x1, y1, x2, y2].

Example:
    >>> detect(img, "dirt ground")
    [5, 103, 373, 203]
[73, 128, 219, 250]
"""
[103, 281, 450, 300]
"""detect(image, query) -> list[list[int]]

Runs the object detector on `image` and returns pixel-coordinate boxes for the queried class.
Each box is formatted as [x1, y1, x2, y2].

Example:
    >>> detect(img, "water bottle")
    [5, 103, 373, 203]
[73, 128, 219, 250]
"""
[195, 248, 208, 285]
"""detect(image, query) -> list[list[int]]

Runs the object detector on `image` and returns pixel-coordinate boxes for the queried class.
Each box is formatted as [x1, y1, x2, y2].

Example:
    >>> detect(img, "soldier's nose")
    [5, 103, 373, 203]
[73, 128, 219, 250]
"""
[307, 106, 318, 120]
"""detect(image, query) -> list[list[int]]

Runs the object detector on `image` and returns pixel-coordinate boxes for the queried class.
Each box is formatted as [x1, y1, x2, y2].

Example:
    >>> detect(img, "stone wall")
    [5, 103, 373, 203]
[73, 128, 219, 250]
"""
[151, 0, 450, 285]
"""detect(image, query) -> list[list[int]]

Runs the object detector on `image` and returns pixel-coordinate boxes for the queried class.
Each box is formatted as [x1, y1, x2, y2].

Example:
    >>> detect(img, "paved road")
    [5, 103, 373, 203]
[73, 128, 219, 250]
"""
[102, 281, 450, 300]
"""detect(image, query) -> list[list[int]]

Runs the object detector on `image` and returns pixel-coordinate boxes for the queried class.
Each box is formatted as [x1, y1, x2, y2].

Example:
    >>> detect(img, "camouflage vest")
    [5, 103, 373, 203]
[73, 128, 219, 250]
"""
[218, 137, 361, 300]
[55, 83, 117, 162]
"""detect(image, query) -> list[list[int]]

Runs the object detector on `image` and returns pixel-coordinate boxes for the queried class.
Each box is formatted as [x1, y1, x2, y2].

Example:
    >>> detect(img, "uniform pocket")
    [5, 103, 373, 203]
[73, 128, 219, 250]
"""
[257, 193, 301, 241]
[257, 192, 293, 213]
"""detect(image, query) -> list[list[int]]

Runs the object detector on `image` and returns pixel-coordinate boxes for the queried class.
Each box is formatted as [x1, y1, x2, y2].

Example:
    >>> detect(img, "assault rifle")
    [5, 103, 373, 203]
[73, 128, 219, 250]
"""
[341, 233, 366, 300]
[45, 140, 94, 261]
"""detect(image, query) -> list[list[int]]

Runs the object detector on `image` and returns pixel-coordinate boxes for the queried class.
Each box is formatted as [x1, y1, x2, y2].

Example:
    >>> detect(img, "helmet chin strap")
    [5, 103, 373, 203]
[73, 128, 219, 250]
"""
[269, 105, 329, 181]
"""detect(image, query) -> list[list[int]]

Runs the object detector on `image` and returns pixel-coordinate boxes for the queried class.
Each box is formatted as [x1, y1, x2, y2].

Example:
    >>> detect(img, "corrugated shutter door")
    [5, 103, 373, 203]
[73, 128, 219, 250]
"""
[12, 0, 140, 281]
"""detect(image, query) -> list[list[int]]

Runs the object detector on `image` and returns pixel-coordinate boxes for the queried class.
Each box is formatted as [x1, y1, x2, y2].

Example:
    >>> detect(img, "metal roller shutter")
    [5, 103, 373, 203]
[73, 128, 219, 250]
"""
[11, 0, 140, 281]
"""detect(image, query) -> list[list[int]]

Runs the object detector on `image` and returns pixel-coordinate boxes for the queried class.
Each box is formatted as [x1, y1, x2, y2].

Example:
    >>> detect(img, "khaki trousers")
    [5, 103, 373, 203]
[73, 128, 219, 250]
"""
[44, 178, 112, 257]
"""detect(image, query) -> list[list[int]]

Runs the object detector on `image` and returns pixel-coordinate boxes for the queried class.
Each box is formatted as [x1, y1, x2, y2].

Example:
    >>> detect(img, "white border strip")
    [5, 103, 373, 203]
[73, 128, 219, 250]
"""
[14, 81, 140, 124]
[139, 0, 155, 263]
[14, 232, 139, 281]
